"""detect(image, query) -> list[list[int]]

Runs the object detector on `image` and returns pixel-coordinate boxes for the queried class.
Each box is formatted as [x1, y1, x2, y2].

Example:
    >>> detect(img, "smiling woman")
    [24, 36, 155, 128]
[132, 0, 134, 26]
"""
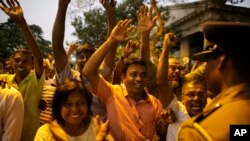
[34, 78, 96, 140]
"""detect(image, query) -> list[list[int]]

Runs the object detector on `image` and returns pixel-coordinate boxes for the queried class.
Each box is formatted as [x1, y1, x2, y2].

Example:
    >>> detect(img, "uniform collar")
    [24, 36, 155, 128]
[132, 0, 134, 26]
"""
[204, 83, 250, 111]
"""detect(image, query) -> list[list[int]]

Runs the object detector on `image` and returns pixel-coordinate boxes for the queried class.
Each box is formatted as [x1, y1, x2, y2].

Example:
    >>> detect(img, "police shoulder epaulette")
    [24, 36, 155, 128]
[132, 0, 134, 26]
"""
[179, 104, 222, 141]
[194, 103, 222, 123]
[192, 104, 222, 141]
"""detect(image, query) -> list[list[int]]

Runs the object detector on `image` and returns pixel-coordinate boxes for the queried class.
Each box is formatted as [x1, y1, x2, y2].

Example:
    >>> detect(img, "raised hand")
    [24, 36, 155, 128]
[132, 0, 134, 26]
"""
[109, 19, 133, 42]
[95, 115, 110, 141]
[0, 0, 24, 24]
[163, 33, 177, 49]
[161, 108, 177, 124]
[123, 40, 140, 58]
[137, 5, 158, 33]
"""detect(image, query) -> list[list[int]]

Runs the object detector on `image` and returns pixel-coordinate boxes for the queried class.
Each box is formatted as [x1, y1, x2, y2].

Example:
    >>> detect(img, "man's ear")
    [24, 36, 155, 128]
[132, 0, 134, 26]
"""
[218, 54, 228, 71]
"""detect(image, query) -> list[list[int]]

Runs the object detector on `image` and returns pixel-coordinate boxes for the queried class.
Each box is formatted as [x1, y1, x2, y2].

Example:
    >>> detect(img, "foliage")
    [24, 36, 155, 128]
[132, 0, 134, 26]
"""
[0, 19, 52, 59]
[71, 0, 143, 47]
[71, 8, 107, 47]
[69, 0, 172, 64]
[71, 0, 170, 48]
[70, 0, 245, 56]
[116, 0, 144, 24]
[29, 25, 52, 57]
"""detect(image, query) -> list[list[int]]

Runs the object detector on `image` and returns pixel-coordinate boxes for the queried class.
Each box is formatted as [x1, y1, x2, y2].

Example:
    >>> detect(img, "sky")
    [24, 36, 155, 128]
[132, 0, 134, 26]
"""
[0, 0, 77, 44]
[1, 0, 250, 46]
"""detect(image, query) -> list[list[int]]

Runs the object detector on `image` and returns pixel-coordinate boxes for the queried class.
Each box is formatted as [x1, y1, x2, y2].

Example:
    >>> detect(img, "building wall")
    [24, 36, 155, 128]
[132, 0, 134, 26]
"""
[166, 1, 250, 69]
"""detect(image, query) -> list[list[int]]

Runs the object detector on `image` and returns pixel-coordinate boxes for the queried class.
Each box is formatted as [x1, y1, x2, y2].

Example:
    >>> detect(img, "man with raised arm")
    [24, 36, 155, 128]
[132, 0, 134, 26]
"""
[83, 18, 170, 140]
[158, 32, 209, 141]
[0, 0, 45, 140]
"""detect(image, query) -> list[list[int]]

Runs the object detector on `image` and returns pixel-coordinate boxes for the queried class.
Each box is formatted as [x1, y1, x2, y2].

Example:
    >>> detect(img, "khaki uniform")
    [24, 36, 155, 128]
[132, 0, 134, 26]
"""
[177, 83, 250, 141]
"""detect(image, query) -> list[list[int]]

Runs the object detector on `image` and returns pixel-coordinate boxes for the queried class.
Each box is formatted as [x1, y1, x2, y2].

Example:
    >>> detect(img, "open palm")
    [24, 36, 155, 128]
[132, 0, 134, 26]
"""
[137, 5, 158, 33]
[0, 0, 24, 23]
[110, 19, 133, 42]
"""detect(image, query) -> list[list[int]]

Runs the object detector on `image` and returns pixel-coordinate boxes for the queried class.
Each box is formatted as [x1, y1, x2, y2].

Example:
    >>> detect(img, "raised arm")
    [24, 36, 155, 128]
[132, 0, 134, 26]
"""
[137, 5, 159, 95]
[137, 5, 157, 62]
[99, 0, 117, 81]
[0, 0, 43, 78]
[52, 0, 71, 73]
[157, 33, 176, 108]
[113, 40, 139, 84]
[100, 0, 116, 36]
[83, 19, 132, 88]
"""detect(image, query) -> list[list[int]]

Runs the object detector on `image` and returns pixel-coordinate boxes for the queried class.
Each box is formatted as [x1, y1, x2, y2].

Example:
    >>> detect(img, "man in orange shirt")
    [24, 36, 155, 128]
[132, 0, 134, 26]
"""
[83, 17, 168, 140]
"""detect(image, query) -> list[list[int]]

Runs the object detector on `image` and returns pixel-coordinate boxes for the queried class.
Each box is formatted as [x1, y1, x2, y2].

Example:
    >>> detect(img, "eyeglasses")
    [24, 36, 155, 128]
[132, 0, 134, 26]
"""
[169, 65, 183, 72]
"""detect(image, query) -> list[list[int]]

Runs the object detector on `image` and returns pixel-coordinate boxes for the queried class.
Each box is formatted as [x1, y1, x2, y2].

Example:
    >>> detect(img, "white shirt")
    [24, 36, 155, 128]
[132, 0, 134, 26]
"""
[166, 96, 190, 141]
[0, 86, 24, 141]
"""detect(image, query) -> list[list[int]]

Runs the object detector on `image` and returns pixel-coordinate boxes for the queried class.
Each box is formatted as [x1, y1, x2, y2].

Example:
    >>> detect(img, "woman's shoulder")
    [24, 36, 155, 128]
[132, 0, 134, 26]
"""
[34, 123, 55, 141]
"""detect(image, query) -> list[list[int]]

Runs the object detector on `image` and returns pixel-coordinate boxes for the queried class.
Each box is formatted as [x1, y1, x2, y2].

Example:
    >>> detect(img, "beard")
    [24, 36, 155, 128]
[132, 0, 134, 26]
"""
[170, 80, 182, 100]
[170, 80, 180, 90]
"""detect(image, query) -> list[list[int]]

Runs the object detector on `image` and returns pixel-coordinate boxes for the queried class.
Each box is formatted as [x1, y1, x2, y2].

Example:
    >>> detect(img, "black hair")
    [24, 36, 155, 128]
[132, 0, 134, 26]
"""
[52, 78, 92, 124]
[13, 48, 33, 57]
[181, 79, 206, 96]
[122, 58, 147, 75]
[76, 44, 95, 57]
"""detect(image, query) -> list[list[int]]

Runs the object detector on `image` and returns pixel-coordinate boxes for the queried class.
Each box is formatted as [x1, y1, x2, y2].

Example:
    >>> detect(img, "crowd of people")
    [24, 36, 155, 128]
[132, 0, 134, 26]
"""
[0, 0, 250, 141]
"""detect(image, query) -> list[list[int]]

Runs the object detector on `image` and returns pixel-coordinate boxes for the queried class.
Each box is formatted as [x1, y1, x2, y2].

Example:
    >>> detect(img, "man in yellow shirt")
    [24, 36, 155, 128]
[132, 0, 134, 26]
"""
[0, 0, 45, 140]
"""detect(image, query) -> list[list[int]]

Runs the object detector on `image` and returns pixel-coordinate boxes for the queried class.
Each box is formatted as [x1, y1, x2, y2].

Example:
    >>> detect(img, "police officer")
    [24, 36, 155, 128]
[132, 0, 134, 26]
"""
[177, 21, 250, 141]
